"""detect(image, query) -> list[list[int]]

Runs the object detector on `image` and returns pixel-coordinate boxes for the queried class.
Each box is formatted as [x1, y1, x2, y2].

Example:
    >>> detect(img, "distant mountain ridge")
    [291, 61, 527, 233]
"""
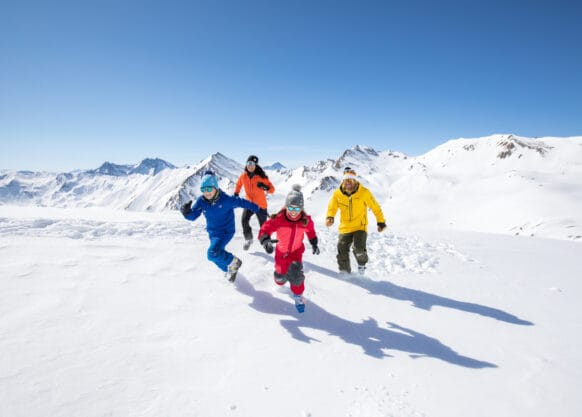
[91, 158, 176, 176]
[1, 134, 581, 241]
[263, 162, 286, 170]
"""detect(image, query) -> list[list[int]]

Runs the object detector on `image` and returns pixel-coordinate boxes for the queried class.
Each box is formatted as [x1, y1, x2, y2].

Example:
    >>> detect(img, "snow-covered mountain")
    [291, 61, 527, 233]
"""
[88, 158, 176, 177]
[263, 161, 286, 170]
[403, 134, 582, 240]
[1, 134, 581, 240]
[0, 154, 241, 212]
[2, 136, 582, 417]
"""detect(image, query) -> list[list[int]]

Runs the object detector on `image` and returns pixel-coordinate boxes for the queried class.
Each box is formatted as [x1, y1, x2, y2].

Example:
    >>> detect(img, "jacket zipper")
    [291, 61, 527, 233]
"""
[285, 221, 298, 258]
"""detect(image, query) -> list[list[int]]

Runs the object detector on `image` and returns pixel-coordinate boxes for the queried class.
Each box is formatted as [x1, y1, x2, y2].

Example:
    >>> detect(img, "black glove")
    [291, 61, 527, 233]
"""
[180, 200, 193, 216]
[260, 235, 274, 254]
[234, 192, 239, 197]
[377, 222, 387, 232]
[309, 237, 320, 255]
[257, 182, 270, 191]
[258, 208, 269, 217]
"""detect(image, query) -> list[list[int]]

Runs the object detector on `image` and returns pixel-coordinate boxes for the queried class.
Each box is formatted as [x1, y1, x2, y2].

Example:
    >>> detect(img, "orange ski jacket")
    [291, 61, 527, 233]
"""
[234, 172, 275, 209]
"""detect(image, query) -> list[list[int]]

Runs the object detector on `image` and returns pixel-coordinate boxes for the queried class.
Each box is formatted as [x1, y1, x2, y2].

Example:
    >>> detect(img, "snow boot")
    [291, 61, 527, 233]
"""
[338, 269, 351, 277]
[243, 239, 252, 251]
[274, 272, 287, 285]
[226, 256, 242, 282]
[358, 265, 366, 275]
[293, 294, 306, 313]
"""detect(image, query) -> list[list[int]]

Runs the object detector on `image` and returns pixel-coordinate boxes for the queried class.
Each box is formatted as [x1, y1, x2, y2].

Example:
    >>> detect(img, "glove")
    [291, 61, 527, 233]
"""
[309, 237, 320, 255]
[260, 235, 274, 254]
[258, 208, 269, 217]
[257, 182, 270, 192]
[377, 222, 387, 232]
[325, 217, 334, 227]
[180, 200, 193, 216]
[234, 192, 239, 197]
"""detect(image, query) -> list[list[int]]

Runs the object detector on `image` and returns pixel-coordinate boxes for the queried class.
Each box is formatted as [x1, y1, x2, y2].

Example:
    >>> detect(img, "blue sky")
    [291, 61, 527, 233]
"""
[1, 0, 581, 171]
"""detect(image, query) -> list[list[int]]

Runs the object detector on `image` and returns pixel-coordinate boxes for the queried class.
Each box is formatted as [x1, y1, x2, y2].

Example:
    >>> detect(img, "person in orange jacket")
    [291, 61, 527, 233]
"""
[234, 155, 275, 250]
[258, 185, 320, 313]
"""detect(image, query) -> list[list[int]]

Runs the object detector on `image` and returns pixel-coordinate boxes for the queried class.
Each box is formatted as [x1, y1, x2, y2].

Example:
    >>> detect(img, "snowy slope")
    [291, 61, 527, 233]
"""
[402, 135, 582, 239]
[1, 134, 582, 241]
[1, 205, 581, 417]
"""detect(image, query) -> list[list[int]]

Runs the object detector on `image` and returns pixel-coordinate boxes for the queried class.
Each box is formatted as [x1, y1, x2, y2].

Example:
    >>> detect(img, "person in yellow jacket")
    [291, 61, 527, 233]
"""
[234, 155, 275, 250]
[326, 167, 387, 275]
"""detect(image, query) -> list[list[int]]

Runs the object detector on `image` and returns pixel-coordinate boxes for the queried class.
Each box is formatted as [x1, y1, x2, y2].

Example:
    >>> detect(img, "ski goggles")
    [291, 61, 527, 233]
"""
[246, 161, 256, 166]
[287, 206, 301, 212]
[200, 186, 215, 193]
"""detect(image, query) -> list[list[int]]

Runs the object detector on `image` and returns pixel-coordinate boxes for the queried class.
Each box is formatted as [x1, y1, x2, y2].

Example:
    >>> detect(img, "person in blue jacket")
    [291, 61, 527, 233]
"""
[180, 171, 264, 282]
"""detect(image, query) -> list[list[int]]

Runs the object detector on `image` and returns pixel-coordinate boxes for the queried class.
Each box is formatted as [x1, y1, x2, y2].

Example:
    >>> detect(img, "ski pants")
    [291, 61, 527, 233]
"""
[337, 230, 368, 273]
[241, 208, 268, 241]
[207, 231, 235, 272]
[273, 251, 305, 295]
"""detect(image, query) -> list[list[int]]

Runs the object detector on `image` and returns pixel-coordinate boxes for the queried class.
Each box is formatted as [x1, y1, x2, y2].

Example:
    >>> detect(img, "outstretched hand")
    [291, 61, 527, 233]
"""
[309, 237, 320, 255]
[180, 200, 193, 216]
[260, 235, 274, 254]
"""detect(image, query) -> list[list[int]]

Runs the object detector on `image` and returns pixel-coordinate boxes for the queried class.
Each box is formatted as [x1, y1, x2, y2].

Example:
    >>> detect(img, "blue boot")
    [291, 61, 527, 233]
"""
[293, 294, 306, 313]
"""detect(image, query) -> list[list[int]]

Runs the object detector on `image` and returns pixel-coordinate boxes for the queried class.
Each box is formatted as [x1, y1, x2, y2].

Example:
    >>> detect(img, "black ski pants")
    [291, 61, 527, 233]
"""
[241, 208, 268, 241]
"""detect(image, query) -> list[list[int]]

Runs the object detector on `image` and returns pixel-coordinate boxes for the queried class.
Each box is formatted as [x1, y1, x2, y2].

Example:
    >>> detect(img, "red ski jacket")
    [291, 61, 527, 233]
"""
[258, 210, 317, 275]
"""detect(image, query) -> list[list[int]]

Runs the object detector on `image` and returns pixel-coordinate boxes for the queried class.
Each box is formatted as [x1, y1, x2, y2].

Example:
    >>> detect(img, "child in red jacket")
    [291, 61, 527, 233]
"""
[258, 185, 320, 313]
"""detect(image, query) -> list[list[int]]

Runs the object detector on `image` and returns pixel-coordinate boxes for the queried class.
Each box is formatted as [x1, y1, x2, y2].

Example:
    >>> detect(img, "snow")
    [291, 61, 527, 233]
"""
[2, 136, 582, 416]
[1, 204, 581, 417]
[3, 134, 582, 241]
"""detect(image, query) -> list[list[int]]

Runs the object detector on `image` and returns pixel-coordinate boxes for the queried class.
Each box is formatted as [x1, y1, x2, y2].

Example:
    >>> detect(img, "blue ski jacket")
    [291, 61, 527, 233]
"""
[184, 189, 260, 237]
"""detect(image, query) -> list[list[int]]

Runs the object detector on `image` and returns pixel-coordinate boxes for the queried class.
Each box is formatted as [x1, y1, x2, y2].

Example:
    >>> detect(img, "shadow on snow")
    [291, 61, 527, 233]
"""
[235, 276, 496, 369]
[304, 261, 534, 326]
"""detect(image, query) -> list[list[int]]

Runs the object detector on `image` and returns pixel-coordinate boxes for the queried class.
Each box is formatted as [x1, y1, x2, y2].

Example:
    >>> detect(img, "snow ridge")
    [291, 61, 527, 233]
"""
[1, 134, 581, 240]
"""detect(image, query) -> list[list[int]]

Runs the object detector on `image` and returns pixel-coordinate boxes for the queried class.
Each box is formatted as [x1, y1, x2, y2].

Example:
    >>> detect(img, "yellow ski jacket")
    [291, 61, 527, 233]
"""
[326, 183, 385, 234]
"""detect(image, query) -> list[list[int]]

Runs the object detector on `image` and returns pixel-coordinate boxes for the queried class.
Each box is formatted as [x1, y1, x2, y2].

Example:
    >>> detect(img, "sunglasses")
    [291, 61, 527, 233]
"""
[287, 206, 301, 212]
[200, 186, 215, 193]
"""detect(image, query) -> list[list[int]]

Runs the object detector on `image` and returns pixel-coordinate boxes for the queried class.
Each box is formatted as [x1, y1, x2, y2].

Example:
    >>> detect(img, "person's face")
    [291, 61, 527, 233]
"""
[246, 161, 256, 172]
[286, 205, 302, 219]
[201, 186, 217, 199]
[343, 179, 356, 192]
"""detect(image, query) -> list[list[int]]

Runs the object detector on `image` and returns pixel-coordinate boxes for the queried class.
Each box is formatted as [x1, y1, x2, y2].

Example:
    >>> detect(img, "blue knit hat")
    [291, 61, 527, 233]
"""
[200, 171, 218, 190]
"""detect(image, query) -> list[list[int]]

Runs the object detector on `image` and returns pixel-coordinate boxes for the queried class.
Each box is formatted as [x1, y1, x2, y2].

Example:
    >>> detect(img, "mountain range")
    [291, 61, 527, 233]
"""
[1, 134, 581, 241]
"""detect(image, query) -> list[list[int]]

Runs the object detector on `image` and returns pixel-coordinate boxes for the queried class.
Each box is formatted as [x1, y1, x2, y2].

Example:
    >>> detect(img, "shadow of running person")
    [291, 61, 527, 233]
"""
[303, 261, 533, 326]
[235, 276, 497, 369]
